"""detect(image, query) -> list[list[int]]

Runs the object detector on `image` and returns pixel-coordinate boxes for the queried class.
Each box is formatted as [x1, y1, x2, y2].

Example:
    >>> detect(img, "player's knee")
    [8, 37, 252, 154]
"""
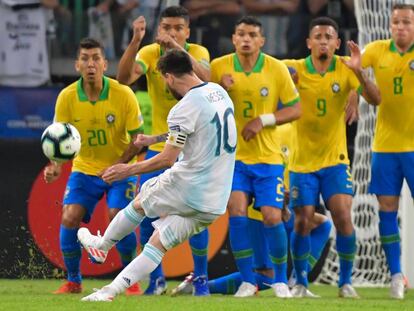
[61, 205, 84, 228]
[261, 208, 282, 226]
[227, 201, 246, 216]
[332, 213, 353, 235]
[294, 215, 311, 235]
[148, 230, 167, 253]
[132, 199, 145, 215]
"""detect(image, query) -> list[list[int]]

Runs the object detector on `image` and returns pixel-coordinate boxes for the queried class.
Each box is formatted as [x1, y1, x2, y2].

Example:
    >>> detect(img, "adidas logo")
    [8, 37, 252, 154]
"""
[123, 277, 131, 286]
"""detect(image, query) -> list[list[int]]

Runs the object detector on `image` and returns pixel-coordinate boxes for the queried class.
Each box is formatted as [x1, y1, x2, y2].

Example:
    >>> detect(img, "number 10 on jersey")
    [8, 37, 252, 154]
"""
[211, 107, 237, 156]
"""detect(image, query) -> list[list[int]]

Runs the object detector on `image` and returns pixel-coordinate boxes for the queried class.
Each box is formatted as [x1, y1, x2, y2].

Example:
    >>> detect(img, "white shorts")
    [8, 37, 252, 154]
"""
[138, 175, 220, 250]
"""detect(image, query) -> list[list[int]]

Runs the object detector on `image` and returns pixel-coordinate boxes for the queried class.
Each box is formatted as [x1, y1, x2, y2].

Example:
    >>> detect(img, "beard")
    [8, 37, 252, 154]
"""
[319, 53, 328, 61]
[167, 85, 183, 100]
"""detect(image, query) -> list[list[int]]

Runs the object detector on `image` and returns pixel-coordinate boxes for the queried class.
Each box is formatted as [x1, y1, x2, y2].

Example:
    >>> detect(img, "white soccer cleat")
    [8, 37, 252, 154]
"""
[171, 273, 194, 296]
[234, 282, 257, 298]
[290, 284, 320, 298]
[77, 228, 108, 264]
[81, 286, 114, 302]
[271, 282, 292, 298]
[390, 273, 405, 299]
[338, 284, 360, 298]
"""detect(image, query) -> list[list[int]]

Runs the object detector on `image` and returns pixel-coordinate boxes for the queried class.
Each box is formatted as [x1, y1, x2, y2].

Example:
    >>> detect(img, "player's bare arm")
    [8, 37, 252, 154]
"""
[133, 133, 168, 148]
[341, 40, 381, 105]
[117, 16, 146, 85]
[102, 143, 182, 183]
[43, 161, 62, 184]
[345, 90, 359, 125]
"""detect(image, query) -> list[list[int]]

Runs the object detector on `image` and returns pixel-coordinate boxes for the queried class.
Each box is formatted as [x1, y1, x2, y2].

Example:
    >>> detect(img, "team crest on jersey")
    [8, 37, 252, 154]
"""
[331, 82, 340, 93]
[260, 87, 269, 97]
[409, 60, 414, 71]
[106, 113, 115, 124]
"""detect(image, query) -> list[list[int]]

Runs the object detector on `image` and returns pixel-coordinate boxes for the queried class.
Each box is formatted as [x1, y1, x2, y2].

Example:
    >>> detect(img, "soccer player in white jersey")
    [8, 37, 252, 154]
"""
[77, 49, 237, 302]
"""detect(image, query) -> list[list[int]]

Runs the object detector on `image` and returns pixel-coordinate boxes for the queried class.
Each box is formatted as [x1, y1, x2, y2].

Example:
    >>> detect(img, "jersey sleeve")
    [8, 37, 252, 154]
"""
[135, 45, 153, 74]
[167, 98, 199, 135]
[210, 59, 221, 84]
[278, 62, 300, 107]
[54, 90, 71, 123]
[124, 87, 144, 135]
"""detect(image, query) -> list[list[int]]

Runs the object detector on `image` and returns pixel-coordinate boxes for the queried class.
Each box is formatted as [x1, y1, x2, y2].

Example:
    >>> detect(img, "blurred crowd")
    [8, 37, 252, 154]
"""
[0, 0, 357, 86]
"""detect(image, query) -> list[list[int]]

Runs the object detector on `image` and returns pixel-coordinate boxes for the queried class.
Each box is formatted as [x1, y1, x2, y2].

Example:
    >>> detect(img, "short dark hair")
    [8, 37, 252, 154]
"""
[235, 16, 263, 34]
[77, 37, 105, 58]
[161, 5, 189, 23]
[157, 49, 193, 77]
[392, 3, 414, 12]
[309, 16, 339, 35]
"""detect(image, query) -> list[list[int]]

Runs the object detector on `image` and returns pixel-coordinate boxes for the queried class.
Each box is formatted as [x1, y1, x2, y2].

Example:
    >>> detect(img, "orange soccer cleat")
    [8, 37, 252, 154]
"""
[53, 281, 82, 294]
[125, 283, 143, 296]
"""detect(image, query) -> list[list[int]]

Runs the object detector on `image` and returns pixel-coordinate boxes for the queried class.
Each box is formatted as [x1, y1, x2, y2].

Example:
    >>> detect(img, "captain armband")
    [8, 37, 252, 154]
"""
[259, 113, 277, 127]
[166, 130, 187, 148]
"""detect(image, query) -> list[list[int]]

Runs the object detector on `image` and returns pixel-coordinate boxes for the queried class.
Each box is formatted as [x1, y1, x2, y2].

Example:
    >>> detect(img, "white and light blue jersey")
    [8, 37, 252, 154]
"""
[165, 82, 237, 215]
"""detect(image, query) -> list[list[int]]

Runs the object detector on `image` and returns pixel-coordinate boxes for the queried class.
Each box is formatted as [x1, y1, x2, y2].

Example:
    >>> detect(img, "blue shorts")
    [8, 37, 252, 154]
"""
[232, 161, 285, 209]
[369, 152, 414, 197]
[63, 172, 137, 223]
[139, 149, 167, 190]
[289, 164, 353, 209]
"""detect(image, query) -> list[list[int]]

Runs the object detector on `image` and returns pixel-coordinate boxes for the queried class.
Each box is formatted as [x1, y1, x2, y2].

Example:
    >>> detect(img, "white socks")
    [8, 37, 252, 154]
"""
[107, 244, 165, 295]
[100, 201, 145, 250]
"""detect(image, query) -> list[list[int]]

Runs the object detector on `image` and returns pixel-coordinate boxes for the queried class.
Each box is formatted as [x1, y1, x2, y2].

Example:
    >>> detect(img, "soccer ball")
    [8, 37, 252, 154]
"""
[41, 122, 81, 162]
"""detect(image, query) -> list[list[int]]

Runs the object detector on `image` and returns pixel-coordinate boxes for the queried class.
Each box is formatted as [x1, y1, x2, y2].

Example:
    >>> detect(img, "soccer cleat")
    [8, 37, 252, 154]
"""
[234, 282, 258, 298]
[171, 273, 194, 296]
[290, 284, 320, 298]
[81, 286, 114, 302]
[193, 275, 210, 296]
[271, 282, 292, 298]
[125, 283, 142, 296]
[53, 281, 82, 294]
[77, 228, 108, 264]
[390, 273, 405, 299]
[144, 277, 167, 295]
[338, 284, 360, 298]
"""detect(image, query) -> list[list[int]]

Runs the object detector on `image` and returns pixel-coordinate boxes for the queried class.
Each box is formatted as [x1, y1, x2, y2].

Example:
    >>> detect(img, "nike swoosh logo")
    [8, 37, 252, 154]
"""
[346, 184, 353, 188]
[276, 198, 284, 202]
[379, 65, 388, 69]
[74, 119, 81, 122]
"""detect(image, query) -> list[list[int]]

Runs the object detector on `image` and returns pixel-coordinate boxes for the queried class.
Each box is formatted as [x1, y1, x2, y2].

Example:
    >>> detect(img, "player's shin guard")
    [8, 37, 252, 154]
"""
[60, 225, 82, 283]
[229, 216, 255, 285]
[109, 243, 164, 296]
[265, 222, 288, 283]
[116, 232, 137, 268]
[291, 231, 310, 287]
[336, 231, 356, 287]
[189, 229, 209, 277]
[308, 220, 332, 270]
[378, 211, 401, 276]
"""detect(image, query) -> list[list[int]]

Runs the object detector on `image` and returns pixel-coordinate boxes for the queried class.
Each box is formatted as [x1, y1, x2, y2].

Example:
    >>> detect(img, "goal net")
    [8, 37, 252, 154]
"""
[315, 0, 414, 286]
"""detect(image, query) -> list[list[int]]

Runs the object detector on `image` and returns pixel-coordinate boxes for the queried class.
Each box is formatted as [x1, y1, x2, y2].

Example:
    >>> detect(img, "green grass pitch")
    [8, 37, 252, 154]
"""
[1, 279, 413, 311]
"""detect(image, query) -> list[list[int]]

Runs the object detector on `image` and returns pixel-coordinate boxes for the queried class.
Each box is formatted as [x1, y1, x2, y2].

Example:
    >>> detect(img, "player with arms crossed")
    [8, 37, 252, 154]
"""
[362, 3, 414, 300]
[211, 16, 301, 298]
[44, 38, 144, 295]
[117, 5, 211, 295]
[283, 16, 381, 298]
[77, 49, 237, 302]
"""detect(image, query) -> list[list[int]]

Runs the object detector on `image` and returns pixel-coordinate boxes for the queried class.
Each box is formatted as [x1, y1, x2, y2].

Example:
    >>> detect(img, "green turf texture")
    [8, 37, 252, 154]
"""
[1, 279, 413, 311]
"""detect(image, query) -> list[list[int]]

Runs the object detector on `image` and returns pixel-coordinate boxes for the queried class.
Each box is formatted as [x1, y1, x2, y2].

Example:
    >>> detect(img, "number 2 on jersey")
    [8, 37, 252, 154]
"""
[211, 108, 236, 156]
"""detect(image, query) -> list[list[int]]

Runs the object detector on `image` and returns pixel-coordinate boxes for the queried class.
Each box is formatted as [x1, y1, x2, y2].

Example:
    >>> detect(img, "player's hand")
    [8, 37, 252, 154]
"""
[134, 134, 155, 148]
[345, 90, 359, 125]
[132, 16, 146, 43]
[241, 117, 263, 141]
[341, 40, 362, 72]
[282, 204, 291, 222]
[101, 163, 132, 184]
[156, 33, 181, 51]
[220, 74, 234, 90]
[44, 162, 62, 184]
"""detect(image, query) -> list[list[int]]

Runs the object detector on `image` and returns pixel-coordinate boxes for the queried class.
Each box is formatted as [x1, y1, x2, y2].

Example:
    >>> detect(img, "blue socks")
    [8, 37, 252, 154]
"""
[208, 272, 274, 294]
[265, 222, 288, 283]
[229, 216, 255, 285]
[189, 229, 209, 277]
[336, 231, 356, 287]
[309, 220, 332, 270]
[379, 211, 401, 275]
[116, 232, 137, 268]
[60, 225, 81, 283]
[291, 231, 310, 287]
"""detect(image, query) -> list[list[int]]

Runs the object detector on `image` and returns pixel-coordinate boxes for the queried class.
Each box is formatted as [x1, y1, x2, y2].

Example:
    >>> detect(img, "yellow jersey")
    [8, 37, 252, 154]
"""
[135, 43, 210, 152]
[211, 52, 299, 165]
[283, 56, 359, 173]
[362, 39, 414, 152]
[55, 77, 143, 176]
